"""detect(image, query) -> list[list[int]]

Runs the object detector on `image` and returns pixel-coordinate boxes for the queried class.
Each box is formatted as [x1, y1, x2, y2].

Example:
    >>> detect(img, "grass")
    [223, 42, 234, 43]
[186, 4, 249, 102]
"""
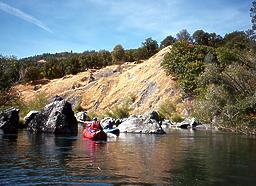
[158, 99, 184, 122]
[19, 92, 49, 118]
[104, 98, 132, 119]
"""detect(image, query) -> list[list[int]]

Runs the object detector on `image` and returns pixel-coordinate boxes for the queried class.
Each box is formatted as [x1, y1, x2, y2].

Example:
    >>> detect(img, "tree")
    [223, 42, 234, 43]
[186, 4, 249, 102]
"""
[141, 37, 159, 59]
[161, 41, 215, 93]
[160, 35, 176, 48]
[112, 44, 125, 63]
[98, 50, 112, 66]
[24, 66, 42, 82]
[251, 1, 256, 31]
[192, 30, 223, 47]
[124, 49, 137, 62]
[192, 30, 209, 45]
[0, 56, 19, 91]
[223, 31, 251, 50]
[248, 1, 256, 40]
[176, 29, 192, 43]
[0, 56, 20, 110]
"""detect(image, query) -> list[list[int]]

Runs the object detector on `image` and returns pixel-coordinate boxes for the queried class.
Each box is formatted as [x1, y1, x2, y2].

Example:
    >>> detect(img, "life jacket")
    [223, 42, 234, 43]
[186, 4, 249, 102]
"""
[90, 121, 101, 130]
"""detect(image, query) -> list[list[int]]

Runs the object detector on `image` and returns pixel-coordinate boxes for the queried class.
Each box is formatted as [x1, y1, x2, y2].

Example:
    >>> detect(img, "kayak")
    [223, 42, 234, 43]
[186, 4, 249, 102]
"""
[103, 128, 120, 136]
[82, 127, 107, 141]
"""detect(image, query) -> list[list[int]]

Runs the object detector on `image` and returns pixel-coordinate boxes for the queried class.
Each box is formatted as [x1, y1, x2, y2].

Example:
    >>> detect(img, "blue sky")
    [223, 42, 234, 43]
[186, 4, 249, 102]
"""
[0, 0, 252, 58]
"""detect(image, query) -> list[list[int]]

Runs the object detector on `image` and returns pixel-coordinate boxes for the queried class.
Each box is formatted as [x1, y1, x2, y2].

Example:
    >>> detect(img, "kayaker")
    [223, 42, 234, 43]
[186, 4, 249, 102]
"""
[89, 117, 103, 131]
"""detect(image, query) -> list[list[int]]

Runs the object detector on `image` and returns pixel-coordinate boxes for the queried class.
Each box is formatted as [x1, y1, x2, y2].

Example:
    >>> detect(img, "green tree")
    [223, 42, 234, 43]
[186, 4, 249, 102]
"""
[124, 49, 137, 62]
[0, 56, 19, 90]
[0, 56, 20, 110]
[98, 50, 112, 66]
[141, 37, 159, 59]
[252, 1, 256, 29]
[24, 66, 42, 82]
[43, 58, 64, 79]
[194, 51, 256, 127]
[176, 29, 192, 43]
[112, 44, 125, 63]
[223, 31, 251, 50]
[161, 41, 215, 93]
[192, 30, 222, 47]
[160, 35, 176, 48]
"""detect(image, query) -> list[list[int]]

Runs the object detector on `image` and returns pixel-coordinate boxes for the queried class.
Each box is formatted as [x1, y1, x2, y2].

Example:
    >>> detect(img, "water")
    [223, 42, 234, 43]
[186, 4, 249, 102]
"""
[1, 128, 256, 185]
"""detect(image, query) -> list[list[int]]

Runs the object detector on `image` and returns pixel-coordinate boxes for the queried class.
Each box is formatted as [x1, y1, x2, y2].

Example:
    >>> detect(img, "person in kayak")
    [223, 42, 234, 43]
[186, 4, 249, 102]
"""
[88, 117, 103, 131]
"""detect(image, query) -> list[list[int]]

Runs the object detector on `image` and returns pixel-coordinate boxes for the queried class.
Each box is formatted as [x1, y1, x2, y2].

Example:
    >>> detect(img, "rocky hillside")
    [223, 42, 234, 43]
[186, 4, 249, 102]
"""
[16, 46, 186, 115]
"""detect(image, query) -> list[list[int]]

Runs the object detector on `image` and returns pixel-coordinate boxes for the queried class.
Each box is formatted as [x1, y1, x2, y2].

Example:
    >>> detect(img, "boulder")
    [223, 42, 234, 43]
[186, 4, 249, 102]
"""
[26, 97, 78, 135]
[24, 111, 39, 126]
[118, 113, 165, 134]
[75, 111, 89, 123]
[0, 108, 19, 134]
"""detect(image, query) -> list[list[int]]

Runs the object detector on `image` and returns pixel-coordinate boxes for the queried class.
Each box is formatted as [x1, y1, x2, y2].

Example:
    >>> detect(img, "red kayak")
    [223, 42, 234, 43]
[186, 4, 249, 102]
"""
[82, 127, 107, 141]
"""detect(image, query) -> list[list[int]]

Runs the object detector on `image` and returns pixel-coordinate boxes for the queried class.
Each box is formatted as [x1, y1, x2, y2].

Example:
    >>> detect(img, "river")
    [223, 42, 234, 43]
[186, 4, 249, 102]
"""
[0, 128, 256, 185]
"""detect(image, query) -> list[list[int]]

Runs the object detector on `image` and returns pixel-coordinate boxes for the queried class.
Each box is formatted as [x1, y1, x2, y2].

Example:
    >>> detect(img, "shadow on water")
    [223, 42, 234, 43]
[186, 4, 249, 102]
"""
[0, 129, 18, 141]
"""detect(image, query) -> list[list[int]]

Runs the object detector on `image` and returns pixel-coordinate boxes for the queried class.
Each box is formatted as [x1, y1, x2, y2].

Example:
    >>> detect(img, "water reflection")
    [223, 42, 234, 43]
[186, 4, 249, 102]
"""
[1, 129, 256, 185]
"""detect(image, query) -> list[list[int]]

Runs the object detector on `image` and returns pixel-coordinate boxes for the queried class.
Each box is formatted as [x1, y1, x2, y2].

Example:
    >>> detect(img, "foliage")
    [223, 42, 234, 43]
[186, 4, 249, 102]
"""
[104, 99, 132, 119]
[161, 41, 215, 93]
[73, 99, 84, 113]
[160, 35, 176, 48]
[194, 51, 256, 126]
[192, 30, 223, 47]
[158, 100, 176, 120]
[0, 88, 21, 112]
[19, 92, 49, 118]
[0, 56, 19, 91]
[0, 56, 21, 111]
[158, 100, 184, 122]
[112, 44, 125, 63]
[176, 29, 192, 43]
[141, 37, 159, 59]
[249, 1, 256, 40]
[223, 31, 251, 50]
[24, 65, 42, 82]
[171, 113, 184, 123]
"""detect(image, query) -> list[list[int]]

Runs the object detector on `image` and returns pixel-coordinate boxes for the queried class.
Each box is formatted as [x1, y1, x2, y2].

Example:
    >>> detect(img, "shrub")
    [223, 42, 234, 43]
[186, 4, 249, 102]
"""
[158, 100, 176, 120]
[171, 113, 184, 123]
[161, 41, 216, 94]
[105, 104, 131, 119]
[19, 92, 49, 118]
[158, 100, 184, 122]
[73, 99, 84, 113]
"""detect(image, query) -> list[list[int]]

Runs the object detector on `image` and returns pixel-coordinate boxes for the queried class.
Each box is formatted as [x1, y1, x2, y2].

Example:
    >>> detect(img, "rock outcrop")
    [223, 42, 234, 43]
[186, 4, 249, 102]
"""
[26, 96, 78, 135]
[24, 111, 40, 126]
[75, 111, 89, 124]
[0, 108, 19, 134]
[118, 112, 165, 134]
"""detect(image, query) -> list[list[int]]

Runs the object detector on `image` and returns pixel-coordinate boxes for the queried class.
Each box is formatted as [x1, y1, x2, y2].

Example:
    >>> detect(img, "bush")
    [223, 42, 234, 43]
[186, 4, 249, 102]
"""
[19, 92, 49, 118]
[171, 113, 184, 123]
[73, 99, 84, 113]
[158, 100, 184, 122]
[105, 104, 131, 119]
[104, 98, 132, 119]
[161, 41, 215, 94]
[158, 100, 176, 120]
[193, 50, 256, 127]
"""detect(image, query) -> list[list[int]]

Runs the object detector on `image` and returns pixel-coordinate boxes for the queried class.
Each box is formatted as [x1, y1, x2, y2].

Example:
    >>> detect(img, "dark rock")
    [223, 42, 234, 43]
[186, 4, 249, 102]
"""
[26, 97, 78, 135]
[0, 108, 19, 134]
[149, 111, 160, 121]
[24, 111, 40, 126]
